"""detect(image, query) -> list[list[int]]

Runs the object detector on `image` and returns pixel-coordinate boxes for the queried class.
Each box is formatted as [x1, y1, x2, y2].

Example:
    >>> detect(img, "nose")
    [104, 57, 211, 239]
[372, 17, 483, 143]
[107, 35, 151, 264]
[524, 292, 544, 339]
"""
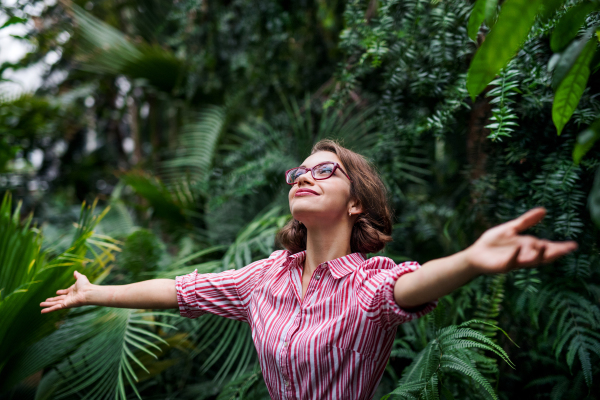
[296, 169, 314, 185]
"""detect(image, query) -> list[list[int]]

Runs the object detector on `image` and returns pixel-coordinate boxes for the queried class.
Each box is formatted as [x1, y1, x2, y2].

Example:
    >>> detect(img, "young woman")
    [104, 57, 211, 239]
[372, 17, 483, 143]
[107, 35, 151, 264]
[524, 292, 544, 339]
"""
[41, 139, 578, 400]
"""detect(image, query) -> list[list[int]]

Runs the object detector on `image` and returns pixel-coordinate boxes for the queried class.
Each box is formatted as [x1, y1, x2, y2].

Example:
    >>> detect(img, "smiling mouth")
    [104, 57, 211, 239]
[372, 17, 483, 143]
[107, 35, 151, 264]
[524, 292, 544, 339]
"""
[295, 191, 320, 196]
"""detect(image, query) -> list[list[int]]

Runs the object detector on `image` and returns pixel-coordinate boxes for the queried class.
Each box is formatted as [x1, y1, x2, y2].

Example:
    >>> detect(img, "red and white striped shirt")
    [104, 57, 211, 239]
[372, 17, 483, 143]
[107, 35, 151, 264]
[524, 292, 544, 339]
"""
[176, 249, 438, 400]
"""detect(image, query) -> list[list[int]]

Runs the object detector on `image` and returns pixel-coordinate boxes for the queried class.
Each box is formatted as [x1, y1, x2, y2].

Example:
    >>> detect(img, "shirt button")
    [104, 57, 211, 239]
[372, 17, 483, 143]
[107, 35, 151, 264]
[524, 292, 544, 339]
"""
[283, 341, 289, 347]
[315, 274, 321, 280]
[285, 380, 290, 387]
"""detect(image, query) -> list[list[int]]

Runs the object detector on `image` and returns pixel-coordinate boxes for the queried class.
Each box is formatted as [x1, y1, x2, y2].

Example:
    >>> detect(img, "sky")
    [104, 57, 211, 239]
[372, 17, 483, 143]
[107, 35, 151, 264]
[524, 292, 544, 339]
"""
[0, 0, 59, 98]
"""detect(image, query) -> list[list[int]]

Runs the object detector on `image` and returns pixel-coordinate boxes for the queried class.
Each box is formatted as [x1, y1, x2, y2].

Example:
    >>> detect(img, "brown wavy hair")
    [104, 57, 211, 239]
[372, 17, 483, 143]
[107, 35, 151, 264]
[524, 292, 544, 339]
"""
[275, 139, 393, 254]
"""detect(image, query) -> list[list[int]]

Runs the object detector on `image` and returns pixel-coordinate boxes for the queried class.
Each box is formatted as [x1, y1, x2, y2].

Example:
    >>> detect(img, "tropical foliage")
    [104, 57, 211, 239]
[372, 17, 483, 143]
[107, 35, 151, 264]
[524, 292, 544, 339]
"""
[0, 0, 599, 399]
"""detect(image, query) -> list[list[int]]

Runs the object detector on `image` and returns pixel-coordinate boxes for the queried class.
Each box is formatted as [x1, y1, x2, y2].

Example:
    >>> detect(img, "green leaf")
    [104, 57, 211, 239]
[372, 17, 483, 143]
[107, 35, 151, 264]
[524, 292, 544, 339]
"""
[552, 29, 596, 90]
[551, 2, 599, 52]
[552, 37, 597, 136]
[33, 308, 174, 400]
[589, 165, 600, 229]
[467, 0, 543, 101]
[68, 3, 187, 93]
[440, 354, 498, 400]
[468, 0, 499, 41]
[0, 16, 27, 30]
[159, 106, 226, 185]
[573, 118, 600, 164]
[539, 0, 568, 24]
[578, 346, 593, 388]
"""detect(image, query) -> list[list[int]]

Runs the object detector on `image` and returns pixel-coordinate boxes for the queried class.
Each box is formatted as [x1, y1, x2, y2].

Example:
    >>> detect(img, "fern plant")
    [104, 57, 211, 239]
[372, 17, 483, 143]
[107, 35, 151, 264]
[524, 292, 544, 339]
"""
[541, 286, 600, 389]
[484, 66, 521, 142]
[383, 303, 517, 400]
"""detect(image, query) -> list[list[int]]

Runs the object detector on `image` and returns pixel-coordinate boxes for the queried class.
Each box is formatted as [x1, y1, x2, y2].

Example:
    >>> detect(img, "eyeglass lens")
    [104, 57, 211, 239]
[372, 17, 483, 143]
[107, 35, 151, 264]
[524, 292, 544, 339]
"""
[287, 163, 335, 184]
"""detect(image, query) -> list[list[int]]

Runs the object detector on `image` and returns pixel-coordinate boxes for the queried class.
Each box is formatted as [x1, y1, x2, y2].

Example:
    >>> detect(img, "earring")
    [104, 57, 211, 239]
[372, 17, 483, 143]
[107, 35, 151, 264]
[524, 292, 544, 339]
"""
[349, 212, 352, 217]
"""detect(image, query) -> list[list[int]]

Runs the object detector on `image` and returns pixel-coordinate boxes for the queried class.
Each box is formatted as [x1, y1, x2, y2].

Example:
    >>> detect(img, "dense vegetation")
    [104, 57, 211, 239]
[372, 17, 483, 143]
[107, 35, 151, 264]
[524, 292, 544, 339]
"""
[0, 0, 599, 399]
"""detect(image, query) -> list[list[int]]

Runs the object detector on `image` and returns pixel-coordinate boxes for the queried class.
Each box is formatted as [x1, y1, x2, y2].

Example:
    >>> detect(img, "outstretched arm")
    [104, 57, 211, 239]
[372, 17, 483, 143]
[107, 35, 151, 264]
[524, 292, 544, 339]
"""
[393, 207, 579, 309]
[40, 270, 178, 313]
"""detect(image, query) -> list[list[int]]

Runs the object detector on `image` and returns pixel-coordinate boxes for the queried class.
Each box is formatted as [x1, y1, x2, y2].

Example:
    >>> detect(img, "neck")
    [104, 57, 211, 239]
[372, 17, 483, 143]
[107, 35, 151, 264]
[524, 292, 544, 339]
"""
[302, 218, 354, 276]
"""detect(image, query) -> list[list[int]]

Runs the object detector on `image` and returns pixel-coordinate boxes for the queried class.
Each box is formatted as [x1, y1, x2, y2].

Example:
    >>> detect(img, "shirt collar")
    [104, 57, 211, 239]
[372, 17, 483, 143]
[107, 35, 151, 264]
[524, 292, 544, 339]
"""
[283, 250, 367, 279]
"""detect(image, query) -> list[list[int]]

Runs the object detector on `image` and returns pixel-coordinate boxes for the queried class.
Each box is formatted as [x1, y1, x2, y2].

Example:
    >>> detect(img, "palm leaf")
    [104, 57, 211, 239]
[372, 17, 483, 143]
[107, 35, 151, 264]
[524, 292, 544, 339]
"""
[159, 106, 226, 187]
[64, 1, 188, 94]
[0, 192, 120, 391]
[34, 307, 177, 400]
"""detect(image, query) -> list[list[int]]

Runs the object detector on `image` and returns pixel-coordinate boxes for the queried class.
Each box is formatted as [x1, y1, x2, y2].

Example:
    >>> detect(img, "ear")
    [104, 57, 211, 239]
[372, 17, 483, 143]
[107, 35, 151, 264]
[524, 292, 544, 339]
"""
[349, 198, 363, 215]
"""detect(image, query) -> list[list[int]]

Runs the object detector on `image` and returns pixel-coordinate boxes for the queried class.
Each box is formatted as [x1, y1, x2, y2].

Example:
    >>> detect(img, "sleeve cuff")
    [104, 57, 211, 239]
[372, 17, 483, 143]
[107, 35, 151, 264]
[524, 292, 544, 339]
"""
[175, 269, 208, 319]
[382, 261, 439, 328]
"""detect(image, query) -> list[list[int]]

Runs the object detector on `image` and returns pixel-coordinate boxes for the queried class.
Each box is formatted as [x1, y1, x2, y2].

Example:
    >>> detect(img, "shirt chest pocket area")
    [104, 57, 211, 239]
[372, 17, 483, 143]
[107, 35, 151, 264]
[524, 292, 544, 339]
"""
[321, 306, 378, 360]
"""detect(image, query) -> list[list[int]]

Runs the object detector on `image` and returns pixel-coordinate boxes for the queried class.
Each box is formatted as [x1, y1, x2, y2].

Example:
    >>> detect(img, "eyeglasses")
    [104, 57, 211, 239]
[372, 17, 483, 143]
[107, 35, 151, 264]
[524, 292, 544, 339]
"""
[285, 162, 353, 185]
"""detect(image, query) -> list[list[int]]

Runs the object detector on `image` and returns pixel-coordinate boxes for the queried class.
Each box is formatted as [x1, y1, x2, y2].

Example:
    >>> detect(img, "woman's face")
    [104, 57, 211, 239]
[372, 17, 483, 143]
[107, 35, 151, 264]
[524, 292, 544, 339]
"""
[288, 151, 359, 226]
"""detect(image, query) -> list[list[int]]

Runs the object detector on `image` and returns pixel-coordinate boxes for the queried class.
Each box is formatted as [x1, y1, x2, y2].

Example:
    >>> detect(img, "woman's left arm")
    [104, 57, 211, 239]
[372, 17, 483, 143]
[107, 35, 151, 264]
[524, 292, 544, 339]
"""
[393, 207, 579, 309]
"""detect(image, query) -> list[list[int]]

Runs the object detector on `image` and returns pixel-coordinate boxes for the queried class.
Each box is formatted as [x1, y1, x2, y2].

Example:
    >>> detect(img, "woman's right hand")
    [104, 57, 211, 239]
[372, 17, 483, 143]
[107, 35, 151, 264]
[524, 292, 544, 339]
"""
[40, 270, 92, 313]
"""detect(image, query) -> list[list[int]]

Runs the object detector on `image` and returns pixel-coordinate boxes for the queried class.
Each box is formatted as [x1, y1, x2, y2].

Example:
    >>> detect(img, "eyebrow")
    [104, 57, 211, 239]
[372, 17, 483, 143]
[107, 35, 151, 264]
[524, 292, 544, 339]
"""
[298, 162, 334, 168]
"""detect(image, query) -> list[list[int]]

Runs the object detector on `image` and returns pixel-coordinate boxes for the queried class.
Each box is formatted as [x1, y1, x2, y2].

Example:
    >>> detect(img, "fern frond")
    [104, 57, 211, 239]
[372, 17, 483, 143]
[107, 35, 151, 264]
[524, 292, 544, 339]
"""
[439, 354, 497, 400]
[484, 65, 521, 142]
[471, 274, 506, 341]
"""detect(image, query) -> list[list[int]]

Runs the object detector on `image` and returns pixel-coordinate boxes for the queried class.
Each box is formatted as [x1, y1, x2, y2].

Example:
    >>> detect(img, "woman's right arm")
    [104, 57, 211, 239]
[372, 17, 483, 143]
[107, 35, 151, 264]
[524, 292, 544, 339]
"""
[40, 270, 178, 313]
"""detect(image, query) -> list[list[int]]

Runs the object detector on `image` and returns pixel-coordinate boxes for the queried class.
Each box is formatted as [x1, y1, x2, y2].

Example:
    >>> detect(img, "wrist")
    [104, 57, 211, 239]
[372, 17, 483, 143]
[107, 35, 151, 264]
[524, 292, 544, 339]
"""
[82, 284, 100, 306]
[460, 247, 481, 277]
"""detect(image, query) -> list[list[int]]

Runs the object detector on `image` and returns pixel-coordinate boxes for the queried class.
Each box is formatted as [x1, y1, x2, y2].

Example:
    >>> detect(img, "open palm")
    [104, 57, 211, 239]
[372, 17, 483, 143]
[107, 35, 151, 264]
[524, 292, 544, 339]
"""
[40, 270, 91, 313]
[465, 207, 579, 275]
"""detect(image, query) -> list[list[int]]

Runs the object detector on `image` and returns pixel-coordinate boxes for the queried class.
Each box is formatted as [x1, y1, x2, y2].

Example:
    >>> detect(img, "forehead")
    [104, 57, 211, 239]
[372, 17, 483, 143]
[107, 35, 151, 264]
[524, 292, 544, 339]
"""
[300, 151, 342, 167]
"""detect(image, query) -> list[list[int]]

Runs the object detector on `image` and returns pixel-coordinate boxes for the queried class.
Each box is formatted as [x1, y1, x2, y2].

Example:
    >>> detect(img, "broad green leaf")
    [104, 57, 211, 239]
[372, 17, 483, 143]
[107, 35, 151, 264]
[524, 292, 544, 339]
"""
[468, 0, 499, 41]
[0, 193, 117, 390]
[573, 118, 600, 164]
[467, 0, 543, 101]
[551, 2, 599, 53]
[539, 0, 568, 24]
[552, 29, 596, 90]
[589, 165, 600, 229]
[552, 37, 597, 135]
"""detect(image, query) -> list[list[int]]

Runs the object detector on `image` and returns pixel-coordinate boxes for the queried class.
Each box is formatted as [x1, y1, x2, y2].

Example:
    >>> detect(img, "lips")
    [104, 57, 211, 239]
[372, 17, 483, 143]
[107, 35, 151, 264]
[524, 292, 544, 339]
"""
[295, 189, 320, 196]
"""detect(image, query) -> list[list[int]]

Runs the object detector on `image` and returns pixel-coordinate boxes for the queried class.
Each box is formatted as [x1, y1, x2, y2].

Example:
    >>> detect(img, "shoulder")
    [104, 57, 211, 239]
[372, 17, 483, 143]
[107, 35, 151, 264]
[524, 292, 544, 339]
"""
[268, 249, 291, 263]
[357, 256, 421, 280]
[256, 249, 292, 272]
[361, 255, 397, 270]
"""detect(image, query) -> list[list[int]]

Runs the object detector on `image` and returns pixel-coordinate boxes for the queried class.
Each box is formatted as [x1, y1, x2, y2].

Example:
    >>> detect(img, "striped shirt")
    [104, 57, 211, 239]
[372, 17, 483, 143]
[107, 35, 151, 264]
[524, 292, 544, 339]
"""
[176, 249, 438, 400]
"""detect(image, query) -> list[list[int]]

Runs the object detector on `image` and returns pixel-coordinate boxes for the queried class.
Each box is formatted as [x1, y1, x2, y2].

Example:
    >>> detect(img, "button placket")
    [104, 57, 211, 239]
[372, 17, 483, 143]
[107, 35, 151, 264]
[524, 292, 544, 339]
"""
[280, 305, 301, 398]
[302, 263, 326, 307]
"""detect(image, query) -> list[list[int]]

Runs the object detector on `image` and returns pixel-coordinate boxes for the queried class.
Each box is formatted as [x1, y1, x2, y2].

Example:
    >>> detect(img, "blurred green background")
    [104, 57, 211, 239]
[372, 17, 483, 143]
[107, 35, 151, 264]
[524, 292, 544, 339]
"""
[0, 0, 599, 399]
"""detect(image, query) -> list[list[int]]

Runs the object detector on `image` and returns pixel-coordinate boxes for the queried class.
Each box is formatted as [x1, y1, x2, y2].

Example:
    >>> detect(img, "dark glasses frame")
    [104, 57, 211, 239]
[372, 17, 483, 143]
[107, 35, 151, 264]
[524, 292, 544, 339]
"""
[285, 161, 353, 185]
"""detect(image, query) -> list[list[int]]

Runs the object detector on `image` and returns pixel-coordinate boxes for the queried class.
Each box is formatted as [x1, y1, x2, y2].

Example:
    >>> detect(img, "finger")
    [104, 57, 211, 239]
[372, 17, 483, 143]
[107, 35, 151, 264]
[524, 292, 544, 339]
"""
[40, 299, 63, 307]
[57, 283, 75, 295]
[44, 295, 66, 302]
[508, 207, 546, 233]
[41, 303, 64, 314]
[542, 241, 579, 262]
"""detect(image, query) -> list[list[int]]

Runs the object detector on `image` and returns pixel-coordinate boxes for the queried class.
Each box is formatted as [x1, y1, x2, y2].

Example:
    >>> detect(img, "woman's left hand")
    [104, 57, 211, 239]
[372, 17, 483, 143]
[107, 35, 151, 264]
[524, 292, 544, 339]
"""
[464, 207, 579, 275]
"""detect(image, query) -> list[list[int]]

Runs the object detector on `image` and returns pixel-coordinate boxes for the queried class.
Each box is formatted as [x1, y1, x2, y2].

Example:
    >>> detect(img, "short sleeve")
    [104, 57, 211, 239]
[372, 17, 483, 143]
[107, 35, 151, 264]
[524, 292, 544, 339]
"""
[175, 256, 268, 323]
[356, 258, 438, 330]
